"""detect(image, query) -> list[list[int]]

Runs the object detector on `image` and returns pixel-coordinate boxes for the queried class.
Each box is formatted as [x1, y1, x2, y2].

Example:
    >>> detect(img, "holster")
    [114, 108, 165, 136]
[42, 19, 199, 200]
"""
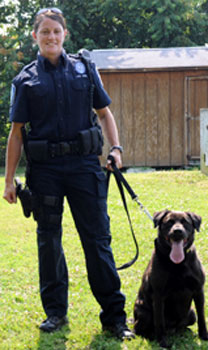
[78, 125, 104, 156]
[15, 177, 34, 218]
[15, 178, 61, 224]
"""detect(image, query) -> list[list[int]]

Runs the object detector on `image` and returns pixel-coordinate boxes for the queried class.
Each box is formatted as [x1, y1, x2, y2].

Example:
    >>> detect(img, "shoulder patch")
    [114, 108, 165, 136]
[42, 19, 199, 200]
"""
[10, 84, 16, 108]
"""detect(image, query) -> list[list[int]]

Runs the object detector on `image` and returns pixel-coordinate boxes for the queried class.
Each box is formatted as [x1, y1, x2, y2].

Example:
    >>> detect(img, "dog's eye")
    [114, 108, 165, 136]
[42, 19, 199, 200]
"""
[181, 219, 191, 227]
[164, 220, 174, 227]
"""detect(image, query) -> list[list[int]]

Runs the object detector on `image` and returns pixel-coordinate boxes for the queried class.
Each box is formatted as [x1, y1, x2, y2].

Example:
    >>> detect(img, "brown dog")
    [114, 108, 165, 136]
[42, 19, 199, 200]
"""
[133, 210, 208, 348]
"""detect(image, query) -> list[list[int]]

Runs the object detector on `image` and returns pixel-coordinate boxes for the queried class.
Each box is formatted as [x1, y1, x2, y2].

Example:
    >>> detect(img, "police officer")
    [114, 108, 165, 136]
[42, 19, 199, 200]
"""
[3, 8, 135, 339]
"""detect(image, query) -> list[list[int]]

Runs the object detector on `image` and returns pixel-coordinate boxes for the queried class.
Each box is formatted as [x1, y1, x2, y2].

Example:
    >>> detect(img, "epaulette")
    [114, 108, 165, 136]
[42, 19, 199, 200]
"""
[68, 49, 92, 63]
[14, 60, 37, 84]
[78, 49, 92, 62]
[67, 53, 79, 59]
[23, 60, 37, 71]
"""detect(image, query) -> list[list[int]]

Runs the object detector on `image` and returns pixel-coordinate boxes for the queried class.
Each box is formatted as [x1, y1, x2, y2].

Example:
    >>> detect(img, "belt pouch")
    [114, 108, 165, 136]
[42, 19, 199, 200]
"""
[78, 126, 103, 155]
[90, 126, 103, 155]
[78, 129, 92, 155]
[27, 140, 49, 162]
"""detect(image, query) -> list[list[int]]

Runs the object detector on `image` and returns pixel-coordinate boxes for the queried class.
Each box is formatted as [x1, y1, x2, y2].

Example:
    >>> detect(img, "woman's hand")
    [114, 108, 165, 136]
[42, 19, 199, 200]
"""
[3, 182, 17, 204]
[106, 149, 122, 171]
[3, 122, 24, 204]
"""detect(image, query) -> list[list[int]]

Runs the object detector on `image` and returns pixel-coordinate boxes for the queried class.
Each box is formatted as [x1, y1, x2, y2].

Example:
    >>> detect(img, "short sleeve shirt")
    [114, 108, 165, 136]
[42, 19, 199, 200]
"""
[10, 50, 111, 142]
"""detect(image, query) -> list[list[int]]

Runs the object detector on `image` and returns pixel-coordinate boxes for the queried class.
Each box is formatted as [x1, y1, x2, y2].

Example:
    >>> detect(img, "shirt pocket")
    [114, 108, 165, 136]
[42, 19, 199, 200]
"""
[71, 77, 90, 90]
[26, 82, 48, 118]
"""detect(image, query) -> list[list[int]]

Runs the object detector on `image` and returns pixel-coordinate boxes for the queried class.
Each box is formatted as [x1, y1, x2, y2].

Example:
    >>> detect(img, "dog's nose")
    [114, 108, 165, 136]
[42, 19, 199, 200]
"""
[170, 229, 185, 241]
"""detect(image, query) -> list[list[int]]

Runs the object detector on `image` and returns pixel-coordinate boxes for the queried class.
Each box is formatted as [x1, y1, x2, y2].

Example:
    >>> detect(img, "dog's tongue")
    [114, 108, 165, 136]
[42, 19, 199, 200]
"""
[170, 240, 185, 264]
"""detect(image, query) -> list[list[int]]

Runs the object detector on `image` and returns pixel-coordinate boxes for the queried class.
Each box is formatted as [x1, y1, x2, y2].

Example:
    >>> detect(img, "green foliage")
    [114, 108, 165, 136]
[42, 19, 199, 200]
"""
[144, 0, 208, 47]
[0, 170, 208, 349]
[1, 0, 208, 165]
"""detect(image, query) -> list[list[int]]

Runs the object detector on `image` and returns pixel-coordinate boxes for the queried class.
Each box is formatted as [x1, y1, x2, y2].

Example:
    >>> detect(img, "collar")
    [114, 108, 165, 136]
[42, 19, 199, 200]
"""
[37, 49, 68, 71]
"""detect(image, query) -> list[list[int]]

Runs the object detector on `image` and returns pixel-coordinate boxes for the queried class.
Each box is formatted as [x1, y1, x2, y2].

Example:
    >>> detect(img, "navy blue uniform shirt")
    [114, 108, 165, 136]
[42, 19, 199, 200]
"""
[10, 50, 111, 142]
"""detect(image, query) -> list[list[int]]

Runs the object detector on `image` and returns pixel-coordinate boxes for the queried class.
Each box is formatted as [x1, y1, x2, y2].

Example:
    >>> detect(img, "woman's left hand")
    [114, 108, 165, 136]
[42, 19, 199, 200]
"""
[106, 149, 122, 171]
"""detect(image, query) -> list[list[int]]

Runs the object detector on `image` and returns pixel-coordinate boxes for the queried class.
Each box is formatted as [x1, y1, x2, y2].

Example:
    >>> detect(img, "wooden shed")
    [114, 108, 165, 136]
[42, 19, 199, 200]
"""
[90, 46, 208, 167]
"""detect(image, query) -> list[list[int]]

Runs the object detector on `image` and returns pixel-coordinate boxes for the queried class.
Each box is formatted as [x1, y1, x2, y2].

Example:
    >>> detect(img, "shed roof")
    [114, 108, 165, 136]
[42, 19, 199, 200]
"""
[90, 46, 208, 72]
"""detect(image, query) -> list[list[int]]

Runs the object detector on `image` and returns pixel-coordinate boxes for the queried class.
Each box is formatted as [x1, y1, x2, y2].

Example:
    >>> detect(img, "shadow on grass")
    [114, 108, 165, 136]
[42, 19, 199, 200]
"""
[143, 328, 208, 350]
[86, 332, 122, 350]
[167, 328, 208, 350]
[37, 324, 70, 350]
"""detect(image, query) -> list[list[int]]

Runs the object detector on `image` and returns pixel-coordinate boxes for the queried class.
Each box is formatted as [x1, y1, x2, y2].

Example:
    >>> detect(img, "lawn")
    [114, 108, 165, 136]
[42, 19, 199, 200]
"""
[0, 169, 208, 350]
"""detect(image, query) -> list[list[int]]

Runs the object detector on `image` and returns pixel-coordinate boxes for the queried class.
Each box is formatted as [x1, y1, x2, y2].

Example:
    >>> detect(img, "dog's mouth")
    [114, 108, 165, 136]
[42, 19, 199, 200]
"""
[169, 238, 188, 264]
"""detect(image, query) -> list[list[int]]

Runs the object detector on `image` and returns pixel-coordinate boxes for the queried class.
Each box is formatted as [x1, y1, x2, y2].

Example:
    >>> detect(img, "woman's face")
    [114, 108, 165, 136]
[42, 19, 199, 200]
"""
[32, 17, 67, 64]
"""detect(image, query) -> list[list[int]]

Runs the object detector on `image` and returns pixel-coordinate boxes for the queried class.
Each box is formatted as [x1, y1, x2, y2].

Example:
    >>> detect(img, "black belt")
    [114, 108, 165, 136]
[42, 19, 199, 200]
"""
[49, 141, 79, 157]
[27, 139, 80, 162]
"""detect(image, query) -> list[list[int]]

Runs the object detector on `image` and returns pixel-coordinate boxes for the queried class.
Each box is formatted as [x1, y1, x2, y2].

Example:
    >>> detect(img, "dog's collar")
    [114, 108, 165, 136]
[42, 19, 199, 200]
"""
[186, 245, 194, 254]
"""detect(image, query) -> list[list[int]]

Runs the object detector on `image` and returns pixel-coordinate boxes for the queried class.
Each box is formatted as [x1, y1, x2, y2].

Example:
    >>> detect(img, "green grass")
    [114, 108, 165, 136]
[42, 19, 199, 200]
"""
[0, 169, 208, 350]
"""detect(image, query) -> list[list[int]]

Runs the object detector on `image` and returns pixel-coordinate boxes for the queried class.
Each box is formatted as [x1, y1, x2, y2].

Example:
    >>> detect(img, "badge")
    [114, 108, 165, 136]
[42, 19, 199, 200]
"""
[75, 61, 86, 74]
[10, 83, 16, 107]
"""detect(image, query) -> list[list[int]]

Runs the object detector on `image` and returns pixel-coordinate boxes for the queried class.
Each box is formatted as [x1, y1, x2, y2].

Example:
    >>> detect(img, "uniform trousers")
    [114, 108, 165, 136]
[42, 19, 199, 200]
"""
[30, 154, 126, 326]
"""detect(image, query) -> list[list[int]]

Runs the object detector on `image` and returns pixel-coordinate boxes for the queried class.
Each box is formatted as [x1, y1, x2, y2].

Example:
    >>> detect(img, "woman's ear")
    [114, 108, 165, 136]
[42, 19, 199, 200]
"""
[64, 30, 70, 41]
[64, 29, 69, 40]
[32, 31, 37, 41]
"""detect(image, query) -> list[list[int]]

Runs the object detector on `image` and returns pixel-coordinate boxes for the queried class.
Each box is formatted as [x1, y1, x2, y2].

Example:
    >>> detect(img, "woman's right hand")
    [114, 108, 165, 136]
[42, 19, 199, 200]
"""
[3, 182, 17, 204]
[3, 122, 24, 204]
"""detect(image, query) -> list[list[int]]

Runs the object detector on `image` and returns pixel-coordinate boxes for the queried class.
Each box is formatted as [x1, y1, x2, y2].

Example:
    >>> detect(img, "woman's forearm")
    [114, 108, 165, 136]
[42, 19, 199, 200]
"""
[5, 125, 23, 184]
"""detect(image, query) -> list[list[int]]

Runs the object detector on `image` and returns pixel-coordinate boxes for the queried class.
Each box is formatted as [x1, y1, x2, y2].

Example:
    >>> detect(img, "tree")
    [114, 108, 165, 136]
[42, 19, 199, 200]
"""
[133, 0, 208, 48]
[0, 0, 58, 165]
[1, 0, 208, 165]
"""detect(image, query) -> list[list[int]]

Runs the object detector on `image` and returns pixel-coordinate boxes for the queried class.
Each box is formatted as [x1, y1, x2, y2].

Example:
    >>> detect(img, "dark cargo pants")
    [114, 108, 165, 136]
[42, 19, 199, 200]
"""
[30, 155, 126, 326]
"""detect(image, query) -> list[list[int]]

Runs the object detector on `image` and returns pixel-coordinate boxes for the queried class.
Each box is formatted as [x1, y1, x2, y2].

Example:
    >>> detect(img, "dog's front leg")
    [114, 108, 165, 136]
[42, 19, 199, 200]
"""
[153, 294, 170, 348]
[194, 288, 208, 340]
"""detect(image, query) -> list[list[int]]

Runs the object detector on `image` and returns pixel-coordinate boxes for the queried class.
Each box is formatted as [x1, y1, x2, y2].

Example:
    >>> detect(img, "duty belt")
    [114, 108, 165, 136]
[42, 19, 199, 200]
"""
[49, 141, 79, 157]
[27, 139, 80, 162]
[27, 125, 103, 162]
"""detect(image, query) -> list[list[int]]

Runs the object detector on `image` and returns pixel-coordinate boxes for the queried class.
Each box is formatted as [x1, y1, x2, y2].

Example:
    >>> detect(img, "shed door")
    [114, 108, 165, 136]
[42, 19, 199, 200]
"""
[185, 76, 208, 163]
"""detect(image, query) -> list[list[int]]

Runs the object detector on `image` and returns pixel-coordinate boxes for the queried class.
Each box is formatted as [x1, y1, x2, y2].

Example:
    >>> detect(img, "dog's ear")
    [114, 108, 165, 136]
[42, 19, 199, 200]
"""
[153, 210, 170, 228]
[186, 212, 202, 232]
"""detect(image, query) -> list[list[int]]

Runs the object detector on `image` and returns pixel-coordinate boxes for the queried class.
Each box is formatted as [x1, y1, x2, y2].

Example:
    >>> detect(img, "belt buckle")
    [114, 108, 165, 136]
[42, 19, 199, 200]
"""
[50, 143, 56, 158]
[68, 141, 77, 154]
[60, 142, 69, 155]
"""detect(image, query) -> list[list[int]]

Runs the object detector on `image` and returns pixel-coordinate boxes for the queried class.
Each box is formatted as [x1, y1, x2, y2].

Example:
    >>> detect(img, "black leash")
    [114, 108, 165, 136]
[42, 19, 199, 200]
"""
[107, 155, 153, 270]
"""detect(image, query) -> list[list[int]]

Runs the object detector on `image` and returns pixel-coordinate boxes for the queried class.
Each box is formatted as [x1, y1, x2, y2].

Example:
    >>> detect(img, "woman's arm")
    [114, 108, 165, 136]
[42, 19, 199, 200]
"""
[3, 122, 24, 203]
[96, 106, 122, 169]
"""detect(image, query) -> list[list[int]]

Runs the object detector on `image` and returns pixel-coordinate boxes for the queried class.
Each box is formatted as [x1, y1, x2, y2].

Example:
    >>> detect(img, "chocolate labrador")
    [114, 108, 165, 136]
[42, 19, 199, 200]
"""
[133, 210, 208, 348]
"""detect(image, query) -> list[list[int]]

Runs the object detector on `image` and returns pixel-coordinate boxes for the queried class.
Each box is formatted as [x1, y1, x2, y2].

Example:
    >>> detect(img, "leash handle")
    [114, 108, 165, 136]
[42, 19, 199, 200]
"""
[107, 155, 137, 200]
[107, 155, 139, 270]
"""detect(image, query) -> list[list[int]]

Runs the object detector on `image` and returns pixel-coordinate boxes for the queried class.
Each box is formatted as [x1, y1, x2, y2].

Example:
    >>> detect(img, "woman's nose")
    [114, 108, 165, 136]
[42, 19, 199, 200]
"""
[48, 31, 55, 39]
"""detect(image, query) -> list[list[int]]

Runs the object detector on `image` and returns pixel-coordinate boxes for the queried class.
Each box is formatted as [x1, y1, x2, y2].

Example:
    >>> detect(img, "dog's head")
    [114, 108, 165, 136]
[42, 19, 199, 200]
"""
[153, 210, 201, 264]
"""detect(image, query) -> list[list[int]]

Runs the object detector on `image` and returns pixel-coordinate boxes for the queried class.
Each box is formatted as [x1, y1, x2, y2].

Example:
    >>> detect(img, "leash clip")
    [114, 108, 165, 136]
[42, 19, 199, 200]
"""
[133, 196, 154, 222]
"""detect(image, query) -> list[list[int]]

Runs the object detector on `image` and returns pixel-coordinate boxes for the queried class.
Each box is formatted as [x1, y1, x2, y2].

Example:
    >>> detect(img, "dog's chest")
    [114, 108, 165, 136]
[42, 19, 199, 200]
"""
[166, 271, 199, 293]
[156, 261, 202, 294]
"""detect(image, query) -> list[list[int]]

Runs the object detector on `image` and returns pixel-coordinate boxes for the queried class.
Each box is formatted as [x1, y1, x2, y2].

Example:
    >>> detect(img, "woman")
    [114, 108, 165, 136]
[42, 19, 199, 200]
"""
[3, 8, 135, 339]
